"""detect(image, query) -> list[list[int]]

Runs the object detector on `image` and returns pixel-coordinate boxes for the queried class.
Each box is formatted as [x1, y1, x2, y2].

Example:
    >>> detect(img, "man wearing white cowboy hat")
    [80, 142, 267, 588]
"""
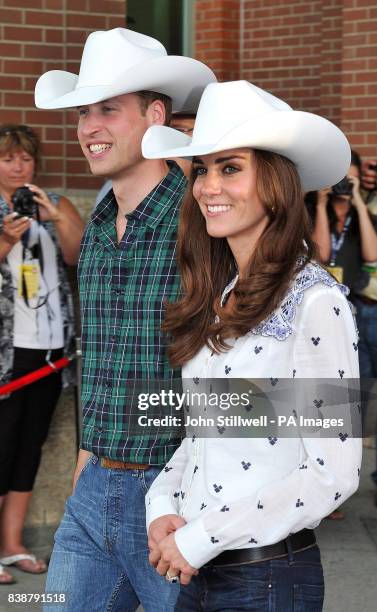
[35, 28, 216, 611]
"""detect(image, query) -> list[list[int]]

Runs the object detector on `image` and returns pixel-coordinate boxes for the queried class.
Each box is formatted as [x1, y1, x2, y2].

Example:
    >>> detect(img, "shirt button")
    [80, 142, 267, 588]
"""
[95, 427, 103, 433]
[110, 335, 116, 342]
[105, 380, 111, 388]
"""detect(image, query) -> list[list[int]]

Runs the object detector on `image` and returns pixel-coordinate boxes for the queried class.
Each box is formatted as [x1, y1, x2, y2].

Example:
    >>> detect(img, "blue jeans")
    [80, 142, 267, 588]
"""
[176, 545, 324, 611]
[44, 456, 179, 611]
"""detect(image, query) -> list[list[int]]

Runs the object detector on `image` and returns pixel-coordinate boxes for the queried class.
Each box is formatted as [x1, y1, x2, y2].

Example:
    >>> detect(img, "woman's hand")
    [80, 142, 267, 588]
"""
[25, 183, 60, 222]
[24, 184, 84, 265]
[317, 187, 331, 207]
[0, 212, 30, 246]
[348, 175, 364, 210]
[149, 532, 198, 586]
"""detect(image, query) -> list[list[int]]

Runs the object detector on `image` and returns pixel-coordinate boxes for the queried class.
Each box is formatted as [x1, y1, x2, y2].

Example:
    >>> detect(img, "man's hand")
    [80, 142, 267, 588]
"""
[361, 159, 377, 191]
[72, 449, 92, 492]
[150, 532, 198, 586]
[148, 514, 186, 552]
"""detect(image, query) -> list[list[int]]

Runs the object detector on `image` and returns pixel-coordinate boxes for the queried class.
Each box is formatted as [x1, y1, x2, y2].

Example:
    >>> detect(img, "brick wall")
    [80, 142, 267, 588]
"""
[0, 0, 126, 192]
[2, 0, 376, 192]
[341, 0, 377, 157]
[239, 0, 377, 157]
[194, 0, 240, 82]
[241, 0, 323, 112]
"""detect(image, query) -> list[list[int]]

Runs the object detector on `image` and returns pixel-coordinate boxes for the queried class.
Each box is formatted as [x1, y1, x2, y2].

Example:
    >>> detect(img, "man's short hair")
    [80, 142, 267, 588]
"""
[135, 91, 172, 126]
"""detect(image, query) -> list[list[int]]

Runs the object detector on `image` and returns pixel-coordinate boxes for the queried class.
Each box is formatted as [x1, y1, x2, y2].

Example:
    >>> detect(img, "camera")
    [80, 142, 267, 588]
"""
[332, 176, 353, 197]
[11, 186, 37, 218]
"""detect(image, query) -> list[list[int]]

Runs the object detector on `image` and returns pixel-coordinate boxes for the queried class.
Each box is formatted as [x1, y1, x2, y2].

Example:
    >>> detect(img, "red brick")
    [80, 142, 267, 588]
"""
[66, 30, 88, 44]
[66, 143, 83, 157]
[0, 42, 22, 57]
[0, 109, 23, 123]
[25, 110, 64, 125]
[66, 159, 91, 173]
[25, 11, 63, 26]
[24, 44, 64, 60]
[42, 142, 64, 156]
[3, 0, 43, 6]
[87, 0, 127, 13]
[0, 8, 22, 23]
[343, 8, 370, 20]
[4, 92, 34, 107]
[66, 175, 103, 190]
[44, 127, 64, 140]
[38, 174, 63, 189]
[66, 46, 84, 61]
[44, 0, 64, 8]
[354, 71, 376, 83]
[0, 75, 23, 89]
[3, 26, 43, 42]
[45, 29, 64, 44]
[44, 159, 64, 173]
[4, 59, 44, 75]
[66, 14, 108, 29]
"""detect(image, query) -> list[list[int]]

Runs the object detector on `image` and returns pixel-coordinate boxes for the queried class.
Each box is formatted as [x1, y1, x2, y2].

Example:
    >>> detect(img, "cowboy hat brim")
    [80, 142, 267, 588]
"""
[35, 56, 216, 112]
[142, 111, 351, 191]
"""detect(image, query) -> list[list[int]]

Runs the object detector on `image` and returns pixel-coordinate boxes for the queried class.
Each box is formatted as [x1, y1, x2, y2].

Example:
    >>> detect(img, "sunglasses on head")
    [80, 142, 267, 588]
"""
[0, 125, 36, 137]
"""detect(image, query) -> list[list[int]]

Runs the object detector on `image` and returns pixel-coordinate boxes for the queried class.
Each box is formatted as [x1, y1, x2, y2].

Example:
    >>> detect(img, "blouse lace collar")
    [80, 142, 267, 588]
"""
[219, 261, 348, 341]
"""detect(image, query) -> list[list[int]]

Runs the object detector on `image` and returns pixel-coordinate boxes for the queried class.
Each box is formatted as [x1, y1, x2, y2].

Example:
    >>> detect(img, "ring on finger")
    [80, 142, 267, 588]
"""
[165, 571, 179, 584]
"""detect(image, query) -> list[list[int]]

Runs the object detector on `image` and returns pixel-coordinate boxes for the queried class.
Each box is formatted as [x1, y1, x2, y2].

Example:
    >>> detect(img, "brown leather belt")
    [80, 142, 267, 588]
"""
[100, 458, 150, 470]
[209, 529, 316, 566]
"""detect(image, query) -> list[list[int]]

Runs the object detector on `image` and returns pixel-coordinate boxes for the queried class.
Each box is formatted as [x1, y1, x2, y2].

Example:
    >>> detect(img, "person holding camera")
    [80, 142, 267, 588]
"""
[312, 150, 377, 289]
[0, 124, 83, 584]
[359, 158, 377, 502]
[312, 150, 377, 515]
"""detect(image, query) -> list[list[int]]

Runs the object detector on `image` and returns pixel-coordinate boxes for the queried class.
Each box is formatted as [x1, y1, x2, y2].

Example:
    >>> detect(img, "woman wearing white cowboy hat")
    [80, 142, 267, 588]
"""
[142, 81, 361, 610]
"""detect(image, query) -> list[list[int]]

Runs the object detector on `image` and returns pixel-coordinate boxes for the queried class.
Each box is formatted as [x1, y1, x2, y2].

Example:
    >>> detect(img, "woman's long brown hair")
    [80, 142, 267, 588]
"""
[163, 149, 317, 366]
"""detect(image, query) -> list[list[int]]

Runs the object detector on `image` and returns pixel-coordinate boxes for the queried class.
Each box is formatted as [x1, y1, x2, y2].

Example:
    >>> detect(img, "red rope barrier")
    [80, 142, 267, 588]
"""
[0, 356, 73, 396]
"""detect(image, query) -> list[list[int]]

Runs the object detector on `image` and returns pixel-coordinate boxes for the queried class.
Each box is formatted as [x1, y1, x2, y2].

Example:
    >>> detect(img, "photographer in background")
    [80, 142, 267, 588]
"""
[312, 150, 377, 289]
[0, 124, 83, 584]
[360, 157, 377, 503]
[312, 150, 377, 514]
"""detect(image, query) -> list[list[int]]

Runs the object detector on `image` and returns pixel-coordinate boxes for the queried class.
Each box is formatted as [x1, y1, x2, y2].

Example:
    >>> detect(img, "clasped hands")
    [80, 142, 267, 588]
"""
[148, 514, 198, 586]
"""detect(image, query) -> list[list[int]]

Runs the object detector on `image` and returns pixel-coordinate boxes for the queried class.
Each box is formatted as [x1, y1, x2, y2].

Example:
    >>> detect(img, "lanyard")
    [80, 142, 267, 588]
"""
[21, 223, 46, 308]
[330, 215, 352, 264]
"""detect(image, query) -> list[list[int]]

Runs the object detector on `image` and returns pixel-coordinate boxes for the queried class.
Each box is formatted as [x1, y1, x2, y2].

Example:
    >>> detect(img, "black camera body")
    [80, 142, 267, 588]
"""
[11, 187, 37, 218]
[332, 177, 353, 197]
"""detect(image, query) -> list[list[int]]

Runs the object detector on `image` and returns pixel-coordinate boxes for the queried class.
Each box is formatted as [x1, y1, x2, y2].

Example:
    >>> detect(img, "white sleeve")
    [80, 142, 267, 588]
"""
[174, 286, 362, 568]
[145, 437, 190, 531]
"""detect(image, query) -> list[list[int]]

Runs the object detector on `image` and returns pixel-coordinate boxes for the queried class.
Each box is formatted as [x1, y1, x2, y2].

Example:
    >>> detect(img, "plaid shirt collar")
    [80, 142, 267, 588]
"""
[92, 161, 185, 231]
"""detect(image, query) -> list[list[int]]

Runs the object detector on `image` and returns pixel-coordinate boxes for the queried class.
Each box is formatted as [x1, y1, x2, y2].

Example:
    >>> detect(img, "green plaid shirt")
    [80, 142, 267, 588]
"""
[79, 162, 186, 464]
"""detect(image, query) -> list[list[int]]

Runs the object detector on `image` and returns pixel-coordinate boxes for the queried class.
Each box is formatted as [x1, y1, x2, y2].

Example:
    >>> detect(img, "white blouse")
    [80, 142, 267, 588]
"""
[146, 262, 362, 569]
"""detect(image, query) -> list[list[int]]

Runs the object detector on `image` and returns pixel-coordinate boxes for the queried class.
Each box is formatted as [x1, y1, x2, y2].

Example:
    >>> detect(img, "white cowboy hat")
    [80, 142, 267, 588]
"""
[34, 28, 216, 112]
[142, 80, 351, 191]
